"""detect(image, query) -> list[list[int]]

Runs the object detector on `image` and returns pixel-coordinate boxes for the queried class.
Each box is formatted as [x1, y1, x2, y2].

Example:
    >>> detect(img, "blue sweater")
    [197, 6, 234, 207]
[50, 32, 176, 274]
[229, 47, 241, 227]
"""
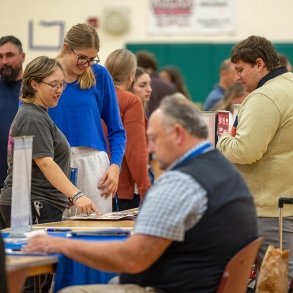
[49, 64, 126, 166]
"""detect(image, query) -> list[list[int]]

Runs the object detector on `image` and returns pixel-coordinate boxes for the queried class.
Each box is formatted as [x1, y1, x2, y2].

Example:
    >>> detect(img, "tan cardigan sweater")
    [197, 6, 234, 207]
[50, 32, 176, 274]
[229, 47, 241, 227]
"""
[218, 72, 293, 217]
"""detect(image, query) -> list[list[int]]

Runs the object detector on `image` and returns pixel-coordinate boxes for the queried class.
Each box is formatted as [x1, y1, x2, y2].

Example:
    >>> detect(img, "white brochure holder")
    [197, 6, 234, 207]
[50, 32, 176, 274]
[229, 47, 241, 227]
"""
[9, 136, 33, 238]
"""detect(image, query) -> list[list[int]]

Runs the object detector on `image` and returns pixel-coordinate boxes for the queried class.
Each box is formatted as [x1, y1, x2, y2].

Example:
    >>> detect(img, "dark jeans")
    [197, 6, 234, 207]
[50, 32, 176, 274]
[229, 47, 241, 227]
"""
[0, 201, 63, 228]
[0, 201, 63, 292]
[112, 194, 140, 212]
[0, 213, 6, 229]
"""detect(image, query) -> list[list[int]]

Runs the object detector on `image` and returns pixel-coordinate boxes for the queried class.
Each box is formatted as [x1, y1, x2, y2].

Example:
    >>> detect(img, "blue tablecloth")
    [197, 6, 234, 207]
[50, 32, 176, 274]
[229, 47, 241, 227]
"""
[3, 231, 128, 292]
[54, 254, 117, 291]
[53, 233, 126, 292]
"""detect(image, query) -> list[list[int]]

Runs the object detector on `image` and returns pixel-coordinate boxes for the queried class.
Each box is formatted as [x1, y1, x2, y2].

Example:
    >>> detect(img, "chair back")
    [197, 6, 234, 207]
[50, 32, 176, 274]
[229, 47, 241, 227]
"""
[217, 237, 263, 293]
[0, 232, 8, 293]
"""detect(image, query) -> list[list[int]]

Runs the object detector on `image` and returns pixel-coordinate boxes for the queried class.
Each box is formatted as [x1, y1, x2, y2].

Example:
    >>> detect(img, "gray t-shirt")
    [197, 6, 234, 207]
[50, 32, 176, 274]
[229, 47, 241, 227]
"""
[0, 103, 70, 211]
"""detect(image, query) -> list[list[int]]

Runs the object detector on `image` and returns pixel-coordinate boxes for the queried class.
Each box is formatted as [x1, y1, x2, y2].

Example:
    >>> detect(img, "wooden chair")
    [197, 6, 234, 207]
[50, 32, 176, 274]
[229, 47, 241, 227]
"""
[217, 237, 263, 293]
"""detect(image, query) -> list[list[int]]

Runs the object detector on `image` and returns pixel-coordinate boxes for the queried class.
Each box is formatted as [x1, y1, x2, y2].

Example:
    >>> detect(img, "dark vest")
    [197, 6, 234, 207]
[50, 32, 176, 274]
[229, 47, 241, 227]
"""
[120, 149, 258, 293]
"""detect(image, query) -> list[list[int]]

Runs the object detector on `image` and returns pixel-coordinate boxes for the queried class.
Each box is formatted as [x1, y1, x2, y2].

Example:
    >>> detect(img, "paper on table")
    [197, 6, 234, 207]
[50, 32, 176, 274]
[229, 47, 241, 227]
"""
[24, 230, 47, 239]
[66, 208, 139, 221]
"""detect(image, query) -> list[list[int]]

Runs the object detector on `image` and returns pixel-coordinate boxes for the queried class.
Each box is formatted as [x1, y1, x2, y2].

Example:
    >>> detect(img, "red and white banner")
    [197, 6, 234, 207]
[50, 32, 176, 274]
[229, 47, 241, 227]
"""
[149, 0, 235, 34]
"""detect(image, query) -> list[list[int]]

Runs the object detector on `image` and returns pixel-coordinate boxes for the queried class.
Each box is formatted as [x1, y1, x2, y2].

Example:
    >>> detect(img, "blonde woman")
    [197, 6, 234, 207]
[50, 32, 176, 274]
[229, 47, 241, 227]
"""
[105, 49, 150, 210]
[49, 24, 126, 213]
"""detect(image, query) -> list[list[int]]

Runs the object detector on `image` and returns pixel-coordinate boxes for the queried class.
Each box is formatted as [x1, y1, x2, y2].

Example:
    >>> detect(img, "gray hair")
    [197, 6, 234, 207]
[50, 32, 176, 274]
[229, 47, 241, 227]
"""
[159, 93, 208, 139]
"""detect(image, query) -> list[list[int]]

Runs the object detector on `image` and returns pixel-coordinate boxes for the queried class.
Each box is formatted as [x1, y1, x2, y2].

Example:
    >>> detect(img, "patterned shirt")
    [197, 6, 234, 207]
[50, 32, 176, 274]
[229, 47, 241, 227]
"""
[134, 144, 212, 241]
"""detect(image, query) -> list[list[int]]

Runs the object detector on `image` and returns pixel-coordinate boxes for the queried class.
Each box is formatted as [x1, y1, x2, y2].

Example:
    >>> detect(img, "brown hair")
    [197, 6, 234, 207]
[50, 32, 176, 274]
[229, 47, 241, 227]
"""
[212, 82, 245, 113]
[136, 51, 158, 72]
[134, 66, 148, 80]
[160, 66, 190, 99]
[20, 56, 64, 103]
[0, 35, 23, 53]
[231, 35, 280, 71]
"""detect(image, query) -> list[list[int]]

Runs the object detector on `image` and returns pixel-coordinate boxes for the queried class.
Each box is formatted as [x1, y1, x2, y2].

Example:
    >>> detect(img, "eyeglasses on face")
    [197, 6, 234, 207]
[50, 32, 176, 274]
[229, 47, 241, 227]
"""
[41, 80, 67, 91]
[71, 49, 100, 67]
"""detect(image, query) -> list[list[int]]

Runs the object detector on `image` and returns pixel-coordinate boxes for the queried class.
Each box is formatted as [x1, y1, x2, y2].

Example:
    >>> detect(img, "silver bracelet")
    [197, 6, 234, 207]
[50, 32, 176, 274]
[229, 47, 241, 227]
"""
[71, 190, 83, 202]
[72, 193, 84, 203]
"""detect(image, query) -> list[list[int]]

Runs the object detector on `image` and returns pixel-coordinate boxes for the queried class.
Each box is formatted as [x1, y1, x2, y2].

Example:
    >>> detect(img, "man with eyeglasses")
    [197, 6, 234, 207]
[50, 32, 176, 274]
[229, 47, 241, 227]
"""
[0, 35, 25, 228]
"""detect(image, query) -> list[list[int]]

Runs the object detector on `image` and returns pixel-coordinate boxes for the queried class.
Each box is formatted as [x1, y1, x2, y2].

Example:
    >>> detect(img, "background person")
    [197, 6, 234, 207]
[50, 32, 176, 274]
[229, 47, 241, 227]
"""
[130, 66, 152, 111]
[211, 81, 247, 113]
[105, 49, 150, 211]
[0, 36, 25, 210]
[130, 66, 156, 183]
[0, 56, 97, 292]
[278, 52, 292, 72]
[203, 58, 235, 111]
[49, 23, 126, 213]
[159, 65, 191, 99]
[25, 94, 258, 293]
[136, 50, 176, 116]
[0, 56, 97, 227]
[217, 35, 293, 280]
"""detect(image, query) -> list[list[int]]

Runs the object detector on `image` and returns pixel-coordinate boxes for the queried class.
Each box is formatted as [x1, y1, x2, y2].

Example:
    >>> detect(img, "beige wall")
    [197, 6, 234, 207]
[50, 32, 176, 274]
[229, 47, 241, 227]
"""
[1, 0, 293, 65]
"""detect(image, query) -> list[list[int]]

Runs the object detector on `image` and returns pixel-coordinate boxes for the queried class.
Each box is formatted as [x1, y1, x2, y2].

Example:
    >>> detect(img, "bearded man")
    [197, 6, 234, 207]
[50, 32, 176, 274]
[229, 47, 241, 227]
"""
[0, 35, 25, 228]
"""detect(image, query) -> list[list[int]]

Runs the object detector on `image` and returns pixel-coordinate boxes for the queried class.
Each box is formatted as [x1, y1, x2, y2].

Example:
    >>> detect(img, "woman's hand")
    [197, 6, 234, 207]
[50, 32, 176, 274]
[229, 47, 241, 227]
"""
[74, 195, 98, 215]
[98, 164, 120, 198]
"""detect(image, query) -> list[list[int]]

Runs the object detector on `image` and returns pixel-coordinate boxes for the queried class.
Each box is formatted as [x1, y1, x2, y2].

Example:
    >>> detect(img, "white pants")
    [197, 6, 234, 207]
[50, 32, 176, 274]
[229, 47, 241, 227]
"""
[69, 147, 112, 214]
[58, 284, 157, 293]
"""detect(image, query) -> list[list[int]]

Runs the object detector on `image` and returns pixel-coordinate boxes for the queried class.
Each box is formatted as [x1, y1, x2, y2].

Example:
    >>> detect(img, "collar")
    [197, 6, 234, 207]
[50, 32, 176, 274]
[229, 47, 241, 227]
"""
[168, 141, 214, 171]
[257, 66, 288, 89]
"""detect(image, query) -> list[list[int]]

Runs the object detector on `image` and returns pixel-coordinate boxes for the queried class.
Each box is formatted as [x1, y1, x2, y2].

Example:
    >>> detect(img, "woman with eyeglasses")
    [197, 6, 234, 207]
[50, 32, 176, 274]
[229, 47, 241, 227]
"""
[49, 24, 126, 214]
[0, 56, 97, 228]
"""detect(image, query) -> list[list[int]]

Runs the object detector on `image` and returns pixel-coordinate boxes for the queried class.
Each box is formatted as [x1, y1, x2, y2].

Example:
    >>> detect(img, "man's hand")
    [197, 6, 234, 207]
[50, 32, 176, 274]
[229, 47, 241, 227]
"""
[98, 164, 120, 198]
[23, 235, 62, 254]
